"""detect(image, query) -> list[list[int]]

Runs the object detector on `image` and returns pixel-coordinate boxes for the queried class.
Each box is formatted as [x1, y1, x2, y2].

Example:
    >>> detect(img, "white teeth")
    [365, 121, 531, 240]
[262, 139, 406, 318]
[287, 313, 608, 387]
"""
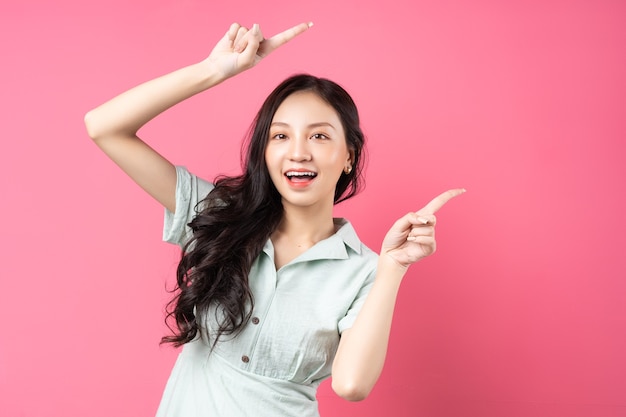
[285, 171, 316, 177]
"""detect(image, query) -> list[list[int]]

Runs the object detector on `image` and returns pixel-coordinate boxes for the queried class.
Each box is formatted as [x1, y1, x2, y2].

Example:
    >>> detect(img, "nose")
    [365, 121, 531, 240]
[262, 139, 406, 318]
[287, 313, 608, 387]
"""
[288, 135, 311, 161]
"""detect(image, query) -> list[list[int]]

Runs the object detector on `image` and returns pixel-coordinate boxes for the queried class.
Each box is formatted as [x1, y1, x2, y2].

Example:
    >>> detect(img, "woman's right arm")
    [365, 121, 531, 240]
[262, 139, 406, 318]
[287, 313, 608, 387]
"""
[84, 22, 311, 213]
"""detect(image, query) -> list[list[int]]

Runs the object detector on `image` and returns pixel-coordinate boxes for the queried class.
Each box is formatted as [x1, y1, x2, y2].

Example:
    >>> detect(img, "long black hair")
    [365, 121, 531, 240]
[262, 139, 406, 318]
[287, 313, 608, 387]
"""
[161, 74, 366, 347]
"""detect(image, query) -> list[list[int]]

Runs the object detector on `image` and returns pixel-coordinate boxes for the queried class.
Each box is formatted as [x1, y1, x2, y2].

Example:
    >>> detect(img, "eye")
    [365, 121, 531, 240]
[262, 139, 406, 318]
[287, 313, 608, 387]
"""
[272, 133, 287, 140]
[311, 133, 329, 140]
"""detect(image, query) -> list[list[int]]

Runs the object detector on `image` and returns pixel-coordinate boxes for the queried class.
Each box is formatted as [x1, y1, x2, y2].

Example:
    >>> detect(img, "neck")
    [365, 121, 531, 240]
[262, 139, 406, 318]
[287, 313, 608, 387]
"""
[274, 201, 336, 245]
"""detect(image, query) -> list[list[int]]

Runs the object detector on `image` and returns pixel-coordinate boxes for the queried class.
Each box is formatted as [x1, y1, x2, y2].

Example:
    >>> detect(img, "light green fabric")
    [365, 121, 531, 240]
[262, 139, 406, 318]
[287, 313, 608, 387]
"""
[157, 166, 378, 417]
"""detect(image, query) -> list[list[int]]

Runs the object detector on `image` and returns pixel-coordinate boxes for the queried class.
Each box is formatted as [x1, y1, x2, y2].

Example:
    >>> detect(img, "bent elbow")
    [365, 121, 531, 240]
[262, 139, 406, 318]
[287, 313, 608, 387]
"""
[83, 109, 100, 140]
[331, 379, 372, 402]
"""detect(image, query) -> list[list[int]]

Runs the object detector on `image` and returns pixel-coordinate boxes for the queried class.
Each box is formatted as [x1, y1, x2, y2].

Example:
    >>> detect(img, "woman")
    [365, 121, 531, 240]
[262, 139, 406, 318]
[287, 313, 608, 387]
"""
[84, 21, 464, 417]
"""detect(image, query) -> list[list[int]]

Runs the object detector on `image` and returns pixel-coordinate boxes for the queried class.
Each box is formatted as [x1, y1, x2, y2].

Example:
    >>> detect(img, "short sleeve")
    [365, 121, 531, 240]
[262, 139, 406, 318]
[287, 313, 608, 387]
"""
[337, 266, 377, 334]
[163, 166, 214, 248]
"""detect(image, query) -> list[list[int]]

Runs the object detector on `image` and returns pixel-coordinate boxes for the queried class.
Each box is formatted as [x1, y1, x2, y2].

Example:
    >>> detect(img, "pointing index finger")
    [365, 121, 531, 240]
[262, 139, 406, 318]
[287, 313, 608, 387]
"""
[418, 188, 466, 215]
[258, 22, 313, 57]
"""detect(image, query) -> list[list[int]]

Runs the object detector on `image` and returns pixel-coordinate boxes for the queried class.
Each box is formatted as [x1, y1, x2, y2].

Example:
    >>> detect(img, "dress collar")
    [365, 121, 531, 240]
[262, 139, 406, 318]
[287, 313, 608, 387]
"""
[261, 218, 363, 266]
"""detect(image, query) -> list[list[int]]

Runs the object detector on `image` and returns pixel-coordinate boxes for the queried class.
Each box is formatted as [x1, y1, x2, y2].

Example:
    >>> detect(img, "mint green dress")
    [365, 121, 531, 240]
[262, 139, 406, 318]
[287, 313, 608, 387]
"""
[155, 167, 378, 417]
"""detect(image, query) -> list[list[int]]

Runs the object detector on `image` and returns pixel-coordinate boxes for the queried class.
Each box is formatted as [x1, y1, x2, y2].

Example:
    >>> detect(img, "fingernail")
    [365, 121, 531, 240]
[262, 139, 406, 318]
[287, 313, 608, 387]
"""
[417, 217, 429, 224]
[407, 236, 416, 242]
[308, 21, 314, 27]
[253, 23, 259, 34]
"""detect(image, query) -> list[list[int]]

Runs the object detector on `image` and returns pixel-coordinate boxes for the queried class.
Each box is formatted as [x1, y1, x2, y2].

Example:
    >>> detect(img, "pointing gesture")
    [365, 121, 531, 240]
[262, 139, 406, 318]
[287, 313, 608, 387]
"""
[205, 22, 312, 81]
[381, 189, 466, 268]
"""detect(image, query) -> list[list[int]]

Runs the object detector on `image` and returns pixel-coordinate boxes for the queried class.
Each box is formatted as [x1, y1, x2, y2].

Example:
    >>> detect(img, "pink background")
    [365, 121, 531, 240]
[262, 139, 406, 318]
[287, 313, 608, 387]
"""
[1, 0, 625, 416]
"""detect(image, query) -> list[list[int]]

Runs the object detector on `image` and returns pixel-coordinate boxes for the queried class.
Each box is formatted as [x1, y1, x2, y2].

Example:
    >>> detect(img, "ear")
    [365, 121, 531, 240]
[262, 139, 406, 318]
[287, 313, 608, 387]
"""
[346, 148, 355, 166]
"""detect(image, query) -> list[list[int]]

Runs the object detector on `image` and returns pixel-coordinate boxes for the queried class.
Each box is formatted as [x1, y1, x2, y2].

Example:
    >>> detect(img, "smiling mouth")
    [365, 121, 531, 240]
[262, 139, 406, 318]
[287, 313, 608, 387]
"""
[285, 171, 317, 183]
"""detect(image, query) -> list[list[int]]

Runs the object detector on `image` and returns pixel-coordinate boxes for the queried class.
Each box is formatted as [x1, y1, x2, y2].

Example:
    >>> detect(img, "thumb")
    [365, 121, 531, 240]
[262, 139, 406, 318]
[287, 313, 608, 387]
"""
[238, 24, 263, 65]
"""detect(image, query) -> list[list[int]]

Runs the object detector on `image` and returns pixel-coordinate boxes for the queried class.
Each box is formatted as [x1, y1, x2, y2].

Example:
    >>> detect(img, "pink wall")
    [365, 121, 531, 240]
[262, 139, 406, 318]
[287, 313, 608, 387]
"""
[1, 1, 625, 416]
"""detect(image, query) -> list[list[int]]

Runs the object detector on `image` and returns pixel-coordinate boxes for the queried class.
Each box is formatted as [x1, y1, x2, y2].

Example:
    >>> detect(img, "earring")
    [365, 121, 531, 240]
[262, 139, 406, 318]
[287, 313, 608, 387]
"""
[344, 165, 352, 174]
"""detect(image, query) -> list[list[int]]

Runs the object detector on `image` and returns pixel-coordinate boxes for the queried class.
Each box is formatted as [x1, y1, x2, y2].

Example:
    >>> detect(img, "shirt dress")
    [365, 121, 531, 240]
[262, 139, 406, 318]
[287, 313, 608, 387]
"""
[155, 166, 378, 417]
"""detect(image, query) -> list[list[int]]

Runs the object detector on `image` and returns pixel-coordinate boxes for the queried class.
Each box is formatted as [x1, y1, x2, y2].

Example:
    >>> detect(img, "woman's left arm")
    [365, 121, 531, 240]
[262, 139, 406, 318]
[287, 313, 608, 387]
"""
[331, 189, 465, 401]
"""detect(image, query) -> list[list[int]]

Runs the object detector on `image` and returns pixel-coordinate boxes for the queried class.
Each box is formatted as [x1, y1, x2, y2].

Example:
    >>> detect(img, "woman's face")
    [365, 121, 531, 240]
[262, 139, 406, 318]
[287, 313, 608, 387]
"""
[265, 91, 353, 210]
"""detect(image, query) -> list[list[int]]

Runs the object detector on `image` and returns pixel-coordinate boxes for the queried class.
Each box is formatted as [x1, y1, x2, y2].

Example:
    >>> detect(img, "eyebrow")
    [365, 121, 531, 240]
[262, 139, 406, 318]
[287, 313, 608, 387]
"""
[270, 122, 337, 130]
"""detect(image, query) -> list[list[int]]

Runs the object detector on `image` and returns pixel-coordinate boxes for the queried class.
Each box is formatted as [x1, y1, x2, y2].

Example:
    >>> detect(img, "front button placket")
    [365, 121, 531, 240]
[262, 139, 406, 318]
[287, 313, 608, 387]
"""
[240, 244, 278, 370]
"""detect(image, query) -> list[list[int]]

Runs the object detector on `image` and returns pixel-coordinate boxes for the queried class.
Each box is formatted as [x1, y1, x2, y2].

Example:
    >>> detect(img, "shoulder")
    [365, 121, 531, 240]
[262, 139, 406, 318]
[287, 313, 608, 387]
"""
[163, 166, 214, 247]
[174, 166, 214, 200]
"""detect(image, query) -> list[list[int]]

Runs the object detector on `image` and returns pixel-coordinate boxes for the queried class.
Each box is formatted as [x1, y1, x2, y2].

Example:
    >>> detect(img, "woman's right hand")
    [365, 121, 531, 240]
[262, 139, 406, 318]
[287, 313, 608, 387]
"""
[85, 21, 312, 214]
[205, 22, 312, 81]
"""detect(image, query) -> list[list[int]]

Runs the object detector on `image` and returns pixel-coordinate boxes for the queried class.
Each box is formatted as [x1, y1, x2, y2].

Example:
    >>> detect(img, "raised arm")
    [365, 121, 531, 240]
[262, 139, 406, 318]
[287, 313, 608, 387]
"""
[84, 22, 312, 212]
[331, 189, 466, 401]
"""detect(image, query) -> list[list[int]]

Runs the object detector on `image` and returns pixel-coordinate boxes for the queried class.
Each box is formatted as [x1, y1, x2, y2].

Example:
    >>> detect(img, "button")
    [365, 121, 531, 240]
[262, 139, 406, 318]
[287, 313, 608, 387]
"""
[241, 355, 250, 363]
[251, 317, 260, 325]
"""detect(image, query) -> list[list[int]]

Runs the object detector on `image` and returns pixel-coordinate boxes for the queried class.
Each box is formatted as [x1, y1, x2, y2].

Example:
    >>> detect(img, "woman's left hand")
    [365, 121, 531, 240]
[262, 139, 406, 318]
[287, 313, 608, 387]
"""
[381, 189, 465, 268]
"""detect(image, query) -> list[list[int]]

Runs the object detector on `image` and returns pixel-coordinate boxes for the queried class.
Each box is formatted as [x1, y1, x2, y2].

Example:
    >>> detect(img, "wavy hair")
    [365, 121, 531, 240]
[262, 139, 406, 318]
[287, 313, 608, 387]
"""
[161, 74, 366, 348]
